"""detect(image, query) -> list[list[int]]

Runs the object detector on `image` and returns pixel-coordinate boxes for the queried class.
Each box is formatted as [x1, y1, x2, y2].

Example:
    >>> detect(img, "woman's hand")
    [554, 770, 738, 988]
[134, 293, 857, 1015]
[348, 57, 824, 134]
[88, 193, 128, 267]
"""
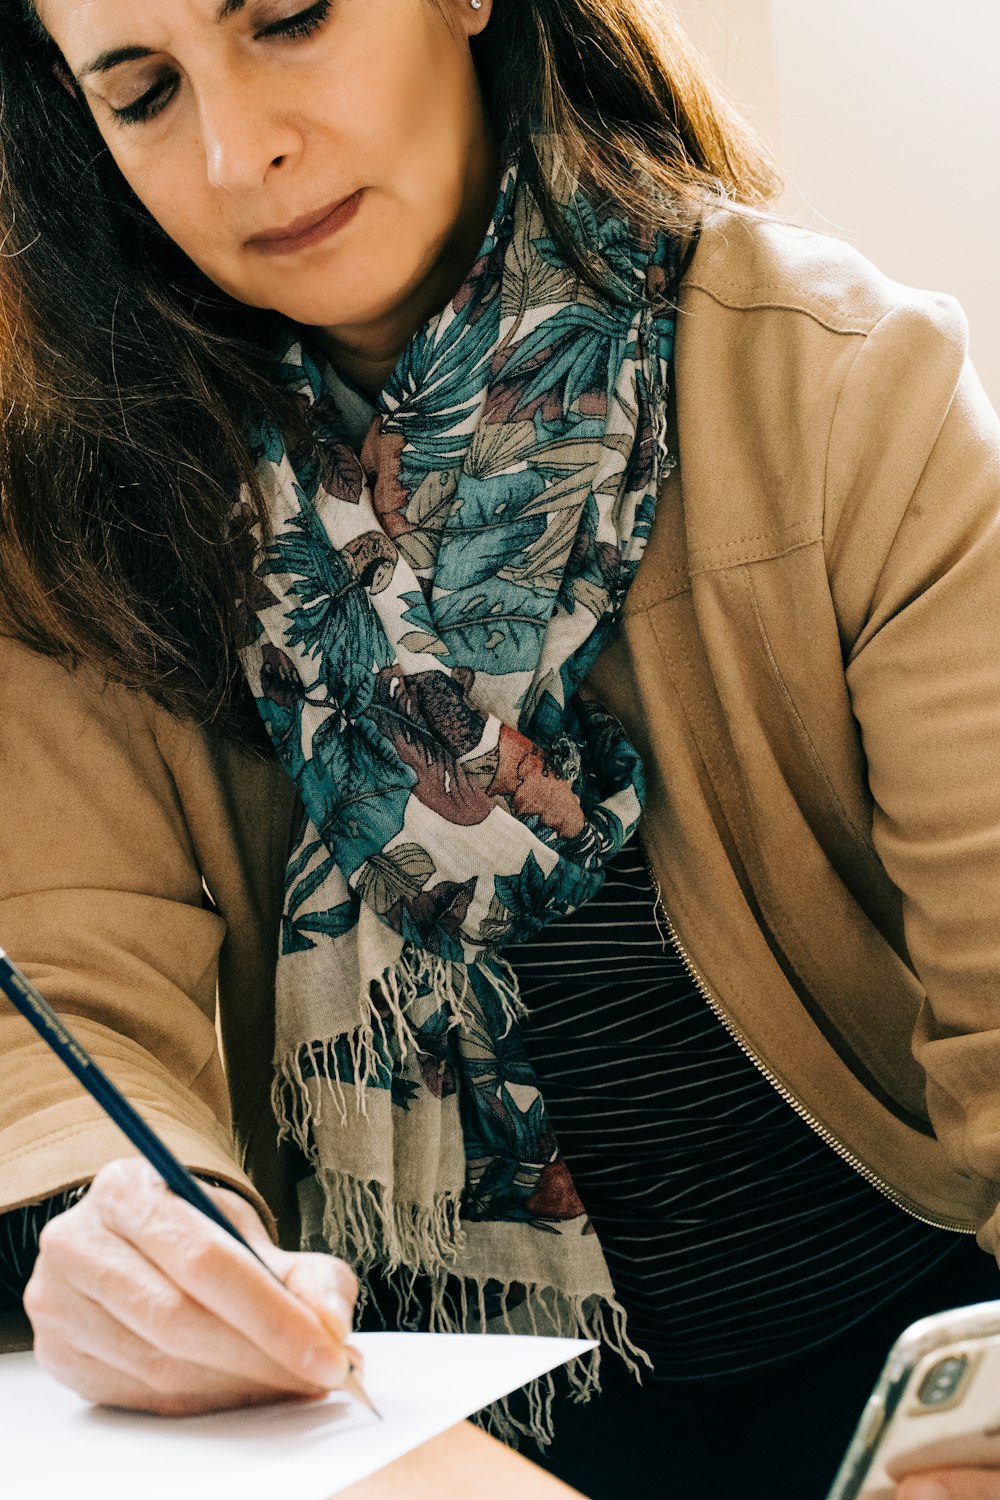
[898, 1473, 1000, 1497]
[23, 1157, 360, 1416]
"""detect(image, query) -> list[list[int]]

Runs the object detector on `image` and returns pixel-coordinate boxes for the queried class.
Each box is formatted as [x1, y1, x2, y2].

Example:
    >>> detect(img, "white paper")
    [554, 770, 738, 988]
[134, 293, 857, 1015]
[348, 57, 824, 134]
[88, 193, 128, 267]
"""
[0, 1332, 592, 1500]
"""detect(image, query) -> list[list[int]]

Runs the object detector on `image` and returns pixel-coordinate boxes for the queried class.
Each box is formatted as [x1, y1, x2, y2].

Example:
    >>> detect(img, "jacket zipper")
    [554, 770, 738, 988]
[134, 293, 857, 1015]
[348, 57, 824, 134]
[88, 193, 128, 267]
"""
[639, 847, 976, 1235]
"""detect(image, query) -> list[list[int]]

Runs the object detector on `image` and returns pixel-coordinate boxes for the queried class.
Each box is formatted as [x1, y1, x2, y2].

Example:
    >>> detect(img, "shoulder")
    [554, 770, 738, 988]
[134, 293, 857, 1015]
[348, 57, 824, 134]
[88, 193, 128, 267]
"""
[665, 205, 997, 596]
[672, 201, 980, 501]
[679, 203, 968, 352]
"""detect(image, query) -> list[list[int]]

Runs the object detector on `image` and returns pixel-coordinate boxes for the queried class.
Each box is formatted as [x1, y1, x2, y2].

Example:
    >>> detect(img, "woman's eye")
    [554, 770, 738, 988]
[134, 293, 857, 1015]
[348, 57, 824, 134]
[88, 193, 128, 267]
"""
[106, 0, 331, 127]
[111, 76, 178, 127]
[258, 0, 332, 41]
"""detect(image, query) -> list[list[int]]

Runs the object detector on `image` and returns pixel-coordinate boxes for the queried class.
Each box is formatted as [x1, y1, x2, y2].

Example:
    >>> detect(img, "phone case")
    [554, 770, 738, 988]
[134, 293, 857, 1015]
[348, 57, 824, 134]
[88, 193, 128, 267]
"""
[826, 1300, 1000, 1500]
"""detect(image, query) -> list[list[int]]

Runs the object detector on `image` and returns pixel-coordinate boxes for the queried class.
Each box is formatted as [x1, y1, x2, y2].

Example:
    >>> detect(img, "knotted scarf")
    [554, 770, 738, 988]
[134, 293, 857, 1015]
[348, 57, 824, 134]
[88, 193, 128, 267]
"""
[239, 154, 678, 1423]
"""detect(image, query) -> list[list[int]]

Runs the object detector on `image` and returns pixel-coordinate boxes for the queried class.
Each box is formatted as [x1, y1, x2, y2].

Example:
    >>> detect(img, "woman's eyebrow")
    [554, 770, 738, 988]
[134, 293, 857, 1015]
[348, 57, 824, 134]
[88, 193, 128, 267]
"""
[75, 0, 250, 82]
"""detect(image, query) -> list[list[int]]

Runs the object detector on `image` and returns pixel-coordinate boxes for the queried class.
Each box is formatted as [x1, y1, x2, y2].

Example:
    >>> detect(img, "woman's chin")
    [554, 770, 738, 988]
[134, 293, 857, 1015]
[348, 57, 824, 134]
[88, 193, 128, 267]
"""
[248, 273, 402, 335]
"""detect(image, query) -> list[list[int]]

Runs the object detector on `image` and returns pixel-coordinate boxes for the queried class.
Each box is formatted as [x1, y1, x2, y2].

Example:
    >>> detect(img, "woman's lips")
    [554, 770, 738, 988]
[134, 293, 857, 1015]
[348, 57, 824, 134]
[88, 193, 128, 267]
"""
[247, 189, 366, 255]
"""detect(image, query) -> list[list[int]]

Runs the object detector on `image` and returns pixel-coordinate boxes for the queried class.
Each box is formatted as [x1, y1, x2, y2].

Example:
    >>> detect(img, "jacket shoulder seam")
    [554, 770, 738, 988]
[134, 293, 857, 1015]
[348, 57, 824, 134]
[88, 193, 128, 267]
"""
[688, 528, 823, 576]
[680, 278, 875, 339]
[620, 574, 690, 618]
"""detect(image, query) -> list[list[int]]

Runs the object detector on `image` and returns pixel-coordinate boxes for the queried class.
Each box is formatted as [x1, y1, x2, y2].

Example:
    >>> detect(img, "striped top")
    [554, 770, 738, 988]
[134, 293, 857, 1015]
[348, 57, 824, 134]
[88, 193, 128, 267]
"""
[0, 1186, 81, 1303]
[507, 832, 963, 1382]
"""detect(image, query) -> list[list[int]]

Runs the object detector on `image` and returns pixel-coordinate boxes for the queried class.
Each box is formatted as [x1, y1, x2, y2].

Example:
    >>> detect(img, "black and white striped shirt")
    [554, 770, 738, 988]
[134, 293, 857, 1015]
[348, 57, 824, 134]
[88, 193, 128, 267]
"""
[509, 832, 969, 1382]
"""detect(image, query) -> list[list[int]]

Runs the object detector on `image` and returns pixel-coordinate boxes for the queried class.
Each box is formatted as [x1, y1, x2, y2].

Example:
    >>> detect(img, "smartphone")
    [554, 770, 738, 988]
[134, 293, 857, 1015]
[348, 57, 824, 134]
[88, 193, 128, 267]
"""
[826, 1299, 1000, 1499]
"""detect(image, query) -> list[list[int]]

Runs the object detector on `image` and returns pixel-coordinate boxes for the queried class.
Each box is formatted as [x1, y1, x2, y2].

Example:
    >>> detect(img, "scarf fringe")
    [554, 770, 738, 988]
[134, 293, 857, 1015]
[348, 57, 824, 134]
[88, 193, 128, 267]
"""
[273, 951, 650, 1447]
[475, 1299, 642, 1451]
[272, 945, 525, 1146]
[311, 1165, 466, 1281]
[300, 1163, 650, 1449]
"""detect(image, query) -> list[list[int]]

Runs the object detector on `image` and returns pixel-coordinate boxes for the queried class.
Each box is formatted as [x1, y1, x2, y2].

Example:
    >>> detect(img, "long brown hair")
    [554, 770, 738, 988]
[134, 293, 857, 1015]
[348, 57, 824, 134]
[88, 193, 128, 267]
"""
[0, 0, 779, 738]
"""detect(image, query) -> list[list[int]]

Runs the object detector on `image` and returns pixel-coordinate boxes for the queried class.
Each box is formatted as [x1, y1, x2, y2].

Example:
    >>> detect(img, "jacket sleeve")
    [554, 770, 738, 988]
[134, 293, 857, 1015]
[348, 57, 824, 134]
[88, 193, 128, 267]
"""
[826, 292, 1000, 1252]
[0, 638, 274, 1237]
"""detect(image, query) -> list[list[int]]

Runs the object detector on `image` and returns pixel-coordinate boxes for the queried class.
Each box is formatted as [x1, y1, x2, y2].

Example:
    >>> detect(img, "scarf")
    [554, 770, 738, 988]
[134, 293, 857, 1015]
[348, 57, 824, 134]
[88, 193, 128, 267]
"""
[239, 154, 678, 1427]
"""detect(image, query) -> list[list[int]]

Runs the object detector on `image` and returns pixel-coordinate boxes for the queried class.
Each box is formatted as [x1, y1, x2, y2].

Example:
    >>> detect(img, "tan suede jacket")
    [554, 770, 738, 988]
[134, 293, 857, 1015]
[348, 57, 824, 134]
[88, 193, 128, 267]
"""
[2, 208, 999, 1280]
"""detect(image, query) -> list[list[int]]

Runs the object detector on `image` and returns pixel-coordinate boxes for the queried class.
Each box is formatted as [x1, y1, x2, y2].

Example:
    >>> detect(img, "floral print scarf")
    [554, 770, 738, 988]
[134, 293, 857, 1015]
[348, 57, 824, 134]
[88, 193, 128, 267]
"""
[239, 155, 678, 1412]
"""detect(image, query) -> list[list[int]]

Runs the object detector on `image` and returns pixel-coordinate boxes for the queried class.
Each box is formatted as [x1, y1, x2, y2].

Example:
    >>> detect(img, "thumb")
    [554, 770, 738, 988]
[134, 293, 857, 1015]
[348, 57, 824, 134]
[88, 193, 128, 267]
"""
[898, 1471, 1000, 1499]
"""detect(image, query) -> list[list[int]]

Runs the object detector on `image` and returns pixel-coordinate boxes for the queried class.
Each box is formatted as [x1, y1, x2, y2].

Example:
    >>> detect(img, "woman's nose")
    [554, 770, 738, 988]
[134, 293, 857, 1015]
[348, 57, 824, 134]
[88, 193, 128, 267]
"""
[199, 82, 300, 193]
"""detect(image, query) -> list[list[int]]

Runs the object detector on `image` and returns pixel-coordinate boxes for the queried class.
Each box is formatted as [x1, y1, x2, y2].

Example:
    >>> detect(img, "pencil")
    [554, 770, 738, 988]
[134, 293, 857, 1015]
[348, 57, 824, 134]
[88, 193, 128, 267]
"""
[0, 946, 379, 1419]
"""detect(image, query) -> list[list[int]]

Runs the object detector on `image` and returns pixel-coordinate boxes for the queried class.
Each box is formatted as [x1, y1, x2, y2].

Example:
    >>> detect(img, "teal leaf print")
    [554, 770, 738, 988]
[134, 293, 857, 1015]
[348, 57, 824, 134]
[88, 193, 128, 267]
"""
[325, 739, 413, 868]
[284, 837, 323, 889]
[267, 512, 393, 712]
[497, 508, 581, 592]
[432, 472, 547, 593]
[288, 854, 338, 918]
[297, 903, 358, 940]
[281, 915, 317, 955]
[282, 899, 358, 954]
[390, 1074, 421, 1111]
[423, 583, 550, 672]
[493, 852, 597, 942]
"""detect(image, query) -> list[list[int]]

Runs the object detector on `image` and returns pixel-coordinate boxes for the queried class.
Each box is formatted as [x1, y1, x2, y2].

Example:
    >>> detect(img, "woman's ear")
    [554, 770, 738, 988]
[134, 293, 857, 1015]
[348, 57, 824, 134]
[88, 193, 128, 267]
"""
[456, 0, 493, 38]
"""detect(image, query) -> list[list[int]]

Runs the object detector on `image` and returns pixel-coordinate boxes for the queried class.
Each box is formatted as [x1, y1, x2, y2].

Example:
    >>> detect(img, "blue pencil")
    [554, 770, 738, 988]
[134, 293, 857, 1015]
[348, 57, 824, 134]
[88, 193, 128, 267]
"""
[0, 945, 378, 1416]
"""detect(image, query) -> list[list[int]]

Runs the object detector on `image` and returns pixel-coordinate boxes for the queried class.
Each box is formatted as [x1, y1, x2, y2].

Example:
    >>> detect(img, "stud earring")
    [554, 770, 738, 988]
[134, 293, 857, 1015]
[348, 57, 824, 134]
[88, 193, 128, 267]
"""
[470, 0, 483, 9]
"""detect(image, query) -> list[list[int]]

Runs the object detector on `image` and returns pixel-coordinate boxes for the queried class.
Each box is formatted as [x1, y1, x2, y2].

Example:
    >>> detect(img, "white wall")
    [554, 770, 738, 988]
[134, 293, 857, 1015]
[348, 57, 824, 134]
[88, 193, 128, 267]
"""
[671, 0, 1000, 405]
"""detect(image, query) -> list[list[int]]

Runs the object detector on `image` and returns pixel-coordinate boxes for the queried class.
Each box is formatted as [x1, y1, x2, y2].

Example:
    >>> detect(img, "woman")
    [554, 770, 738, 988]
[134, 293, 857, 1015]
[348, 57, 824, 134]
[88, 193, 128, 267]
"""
[0, 0, 998, 1495]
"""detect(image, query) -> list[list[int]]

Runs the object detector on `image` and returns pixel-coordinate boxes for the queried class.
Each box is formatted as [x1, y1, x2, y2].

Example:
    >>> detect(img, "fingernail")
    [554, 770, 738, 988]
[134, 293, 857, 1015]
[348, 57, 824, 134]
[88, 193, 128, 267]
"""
[902, 1482, 949, 1500]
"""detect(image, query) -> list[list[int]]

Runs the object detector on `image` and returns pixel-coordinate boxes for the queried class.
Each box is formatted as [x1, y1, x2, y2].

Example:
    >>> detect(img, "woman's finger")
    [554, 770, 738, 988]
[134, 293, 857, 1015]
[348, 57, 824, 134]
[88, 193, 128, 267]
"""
[54, 1161, 353, 1392]
[29, 1252, 329, 1400]
[194, 1181, 281, 1250]
[190, 1181, 361, 1344]
[33, 1324, 320, 1417]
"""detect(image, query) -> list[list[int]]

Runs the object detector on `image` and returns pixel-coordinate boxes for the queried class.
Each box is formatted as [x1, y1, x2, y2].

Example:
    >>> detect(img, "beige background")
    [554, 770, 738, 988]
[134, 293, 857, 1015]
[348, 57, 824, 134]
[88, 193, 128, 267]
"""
[671, 0, 1000, 405]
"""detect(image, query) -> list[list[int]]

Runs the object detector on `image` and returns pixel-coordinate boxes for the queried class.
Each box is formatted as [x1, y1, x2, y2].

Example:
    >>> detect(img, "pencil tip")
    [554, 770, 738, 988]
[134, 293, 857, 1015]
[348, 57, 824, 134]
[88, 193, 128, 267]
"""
[344, 1365, 381, 1420]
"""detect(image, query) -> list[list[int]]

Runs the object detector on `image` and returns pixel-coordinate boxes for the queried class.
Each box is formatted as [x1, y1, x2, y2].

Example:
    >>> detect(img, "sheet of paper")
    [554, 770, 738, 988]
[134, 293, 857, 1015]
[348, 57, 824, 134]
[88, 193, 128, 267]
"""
[1, 1332, 592, 1500]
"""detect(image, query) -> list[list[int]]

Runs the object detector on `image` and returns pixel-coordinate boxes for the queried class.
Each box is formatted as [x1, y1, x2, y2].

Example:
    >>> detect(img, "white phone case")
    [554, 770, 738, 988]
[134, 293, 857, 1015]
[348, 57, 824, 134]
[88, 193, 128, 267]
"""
[826, 1300, 1000, 1499]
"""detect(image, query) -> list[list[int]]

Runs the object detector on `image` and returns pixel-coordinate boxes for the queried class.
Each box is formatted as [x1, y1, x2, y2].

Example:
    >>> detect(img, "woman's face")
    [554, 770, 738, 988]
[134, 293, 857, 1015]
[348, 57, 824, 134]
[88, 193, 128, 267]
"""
[37, 0, 497, 353]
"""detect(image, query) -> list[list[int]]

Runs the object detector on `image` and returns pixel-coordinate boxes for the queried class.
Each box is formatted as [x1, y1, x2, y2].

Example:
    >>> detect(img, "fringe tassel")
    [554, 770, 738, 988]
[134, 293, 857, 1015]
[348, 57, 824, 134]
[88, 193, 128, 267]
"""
[272, 943, 525, 1150]
[476, 1283, 649, 1448]
[304, 1166, 650, 1449]
[310, 1166, 466, 1280]
[273, 942, 650, 1450]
